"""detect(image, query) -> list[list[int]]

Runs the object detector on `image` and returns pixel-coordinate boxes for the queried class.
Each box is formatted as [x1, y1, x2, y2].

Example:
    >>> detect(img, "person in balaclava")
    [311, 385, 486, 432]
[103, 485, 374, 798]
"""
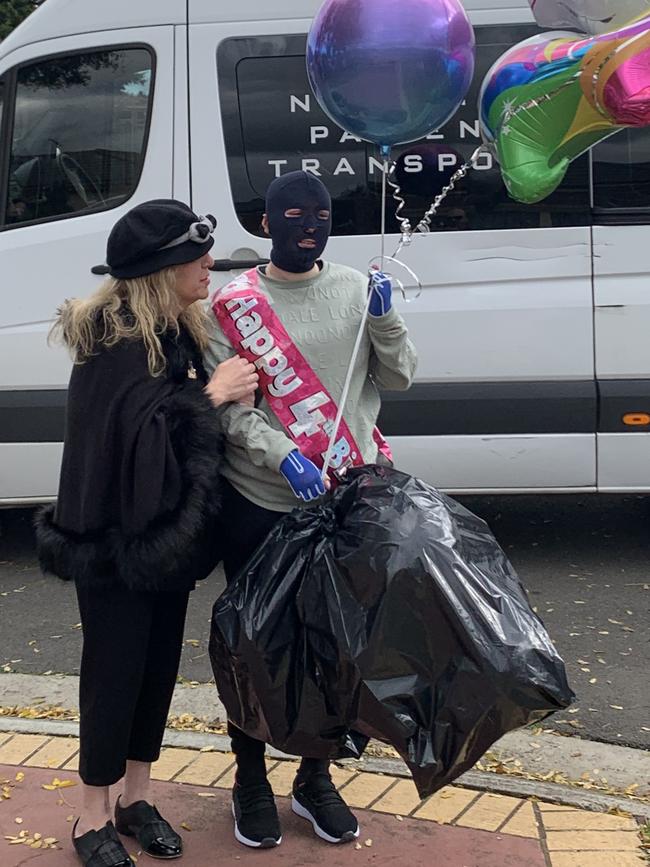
[204, 171, 417, 850]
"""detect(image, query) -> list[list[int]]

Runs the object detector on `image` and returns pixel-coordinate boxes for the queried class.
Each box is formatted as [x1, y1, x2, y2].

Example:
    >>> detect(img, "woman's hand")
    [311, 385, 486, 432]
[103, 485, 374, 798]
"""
[204, 356, 258, 407]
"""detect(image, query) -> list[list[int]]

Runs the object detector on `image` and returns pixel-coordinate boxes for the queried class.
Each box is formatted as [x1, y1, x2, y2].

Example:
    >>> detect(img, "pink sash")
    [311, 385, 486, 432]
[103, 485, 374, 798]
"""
[211, 268, 392, 477]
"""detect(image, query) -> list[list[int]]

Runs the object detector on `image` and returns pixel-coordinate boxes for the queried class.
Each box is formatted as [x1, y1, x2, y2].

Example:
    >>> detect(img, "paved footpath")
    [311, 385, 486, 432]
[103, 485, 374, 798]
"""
[0, 733, 646, 866]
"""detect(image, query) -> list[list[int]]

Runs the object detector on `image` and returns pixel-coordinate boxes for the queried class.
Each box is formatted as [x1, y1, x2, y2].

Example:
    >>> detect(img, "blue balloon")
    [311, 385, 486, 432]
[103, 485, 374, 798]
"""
[307, 0, 476, 149]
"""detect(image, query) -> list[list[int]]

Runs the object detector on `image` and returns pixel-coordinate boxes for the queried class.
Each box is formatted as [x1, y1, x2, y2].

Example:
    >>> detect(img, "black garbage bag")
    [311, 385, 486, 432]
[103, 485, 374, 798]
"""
[210, 466, 574, 798]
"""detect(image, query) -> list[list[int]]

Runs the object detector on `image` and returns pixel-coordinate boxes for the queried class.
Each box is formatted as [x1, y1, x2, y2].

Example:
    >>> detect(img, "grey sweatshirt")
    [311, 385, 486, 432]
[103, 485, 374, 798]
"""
[203, 262, 417, 512]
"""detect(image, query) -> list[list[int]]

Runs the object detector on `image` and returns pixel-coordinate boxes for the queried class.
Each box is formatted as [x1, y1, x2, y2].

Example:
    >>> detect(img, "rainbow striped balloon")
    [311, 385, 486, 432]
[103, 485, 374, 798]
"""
[479, 11, 650, 202]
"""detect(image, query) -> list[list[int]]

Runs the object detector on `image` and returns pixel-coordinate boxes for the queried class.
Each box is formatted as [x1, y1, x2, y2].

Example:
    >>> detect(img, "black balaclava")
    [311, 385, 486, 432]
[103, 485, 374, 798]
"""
[265, 171, 332, 274]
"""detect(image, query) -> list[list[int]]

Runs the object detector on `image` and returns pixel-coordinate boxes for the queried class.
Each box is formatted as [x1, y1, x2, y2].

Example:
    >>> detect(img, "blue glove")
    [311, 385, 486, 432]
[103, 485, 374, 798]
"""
[280, 450, 326, 502]
[368, 269, 393, 317]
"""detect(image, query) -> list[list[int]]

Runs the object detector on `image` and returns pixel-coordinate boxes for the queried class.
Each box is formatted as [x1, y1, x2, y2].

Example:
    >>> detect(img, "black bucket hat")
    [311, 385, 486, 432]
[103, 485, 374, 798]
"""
[106, 199, 217, 279]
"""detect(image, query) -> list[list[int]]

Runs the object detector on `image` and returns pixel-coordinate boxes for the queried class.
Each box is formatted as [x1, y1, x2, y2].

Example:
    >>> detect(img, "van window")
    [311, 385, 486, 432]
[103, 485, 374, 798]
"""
[218, 27, 590, 238]
[2, 47, 153, 229]
[592, 128, 650, 221]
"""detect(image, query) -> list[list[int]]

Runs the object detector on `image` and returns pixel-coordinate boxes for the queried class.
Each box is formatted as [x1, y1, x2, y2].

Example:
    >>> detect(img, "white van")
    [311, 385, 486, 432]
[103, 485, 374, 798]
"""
[1, 0, 649, 505]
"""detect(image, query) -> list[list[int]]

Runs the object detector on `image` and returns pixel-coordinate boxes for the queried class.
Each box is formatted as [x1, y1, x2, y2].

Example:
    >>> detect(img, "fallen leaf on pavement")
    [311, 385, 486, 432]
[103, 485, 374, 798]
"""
[608, 807, 632, 818]
[41, 777, 77, 791]
[0, 705, 79, 721]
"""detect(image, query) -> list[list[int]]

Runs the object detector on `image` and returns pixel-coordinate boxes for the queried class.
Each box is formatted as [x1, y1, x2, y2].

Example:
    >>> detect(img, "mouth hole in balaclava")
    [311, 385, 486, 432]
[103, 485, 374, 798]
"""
[265, 171, 332, 274]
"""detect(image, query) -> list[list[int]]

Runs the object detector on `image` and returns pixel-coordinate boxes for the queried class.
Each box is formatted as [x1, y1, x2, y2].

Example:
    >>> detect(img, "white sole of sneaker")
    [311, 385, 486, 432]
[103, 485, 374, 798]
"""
[231, 802, 282, 849]
[291, 796, 360, 844]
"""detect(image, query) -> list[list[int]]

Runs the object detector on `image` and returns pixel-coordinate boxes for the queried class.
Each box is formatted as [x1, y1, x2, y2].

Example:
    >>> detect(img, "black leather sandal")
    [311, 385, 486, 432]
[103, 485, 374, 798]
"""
[72, 819, 134, 867]
[114, 799, 182, 860]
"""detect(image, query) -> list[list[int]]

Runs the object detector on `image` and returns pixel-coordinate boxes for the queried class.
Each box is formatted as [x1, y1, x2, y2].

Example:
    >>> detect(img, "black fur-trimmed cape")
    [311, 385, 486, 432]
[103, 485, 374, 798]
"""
[35, 325, 225, 592]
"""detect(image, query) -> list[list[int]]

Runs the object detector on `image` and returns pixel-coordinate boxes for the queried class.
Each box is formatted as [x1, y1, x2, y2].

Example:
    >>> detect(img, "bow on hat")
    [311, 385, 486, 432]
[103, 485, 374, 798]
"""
[160, 214, 217, 250]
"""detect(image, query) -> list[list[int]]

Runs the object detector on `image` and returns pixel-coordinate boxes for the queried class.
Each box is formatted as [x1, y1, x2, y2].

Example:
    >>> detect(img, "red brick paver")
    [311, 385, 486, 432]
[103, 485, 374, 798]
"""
[0, 764, 547, 866]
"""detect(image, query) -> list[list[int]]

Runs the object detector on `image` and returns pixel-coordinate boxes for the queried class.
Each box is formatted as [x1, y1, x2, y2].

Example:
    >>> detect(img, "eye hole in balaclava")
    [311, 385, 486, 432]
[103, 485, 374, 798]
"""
[265, 171, 332, 274]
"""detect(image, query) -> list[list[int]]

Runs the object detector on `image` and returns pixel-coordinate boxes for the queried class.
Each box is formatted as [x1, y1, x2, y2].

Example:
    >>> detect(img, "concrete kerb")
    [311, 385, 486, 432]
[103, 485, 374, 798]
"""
[2, 713, 649, 822]
[3, 673, 650, 819]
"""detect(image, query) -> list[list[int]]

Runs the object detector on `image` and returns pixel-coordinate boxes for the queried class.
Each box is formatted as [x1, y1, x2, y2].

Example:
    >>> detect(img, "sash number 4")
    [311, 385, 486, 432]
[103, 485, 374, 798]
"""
[288, 392, 330, 437]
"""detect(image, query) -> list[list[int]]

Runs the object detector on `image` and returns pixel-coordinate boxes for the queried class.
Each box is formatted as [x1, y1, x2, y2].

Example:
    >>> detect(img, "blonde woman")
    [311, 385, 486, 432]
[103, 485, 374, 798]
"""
[36, 200, 257, 867]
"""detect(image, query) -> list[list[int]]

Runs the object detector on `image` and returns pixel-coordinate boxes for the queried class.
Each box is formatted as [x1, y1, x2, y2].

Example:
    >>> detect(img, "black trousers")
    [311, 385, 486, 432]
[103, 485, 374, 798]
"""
[76, 582, 189, 786]
[220, 481, 328, 782]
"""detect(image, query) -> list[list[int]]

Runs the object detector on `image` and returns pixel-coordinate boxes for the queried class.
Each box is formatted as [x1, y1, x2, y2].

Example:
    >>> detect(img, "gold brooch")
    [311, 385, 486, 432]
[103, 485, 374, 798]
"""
[187, 361, 197, 380]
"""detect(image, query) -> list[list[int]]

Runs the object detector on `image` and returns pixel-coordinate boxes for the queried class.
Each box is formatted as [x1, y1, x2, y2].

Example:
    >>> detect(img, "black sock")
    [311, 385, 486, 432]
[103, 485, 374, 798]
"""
[228, 722, 267, 786]
[297, 757, 330, 782]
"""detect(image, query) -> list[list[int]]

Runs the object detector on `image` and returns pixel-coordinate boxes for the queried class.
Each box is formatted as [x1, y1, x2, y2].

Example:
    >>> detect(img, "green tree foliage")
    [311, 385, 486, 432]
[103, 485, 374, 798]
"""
[0, 1, 38, 41]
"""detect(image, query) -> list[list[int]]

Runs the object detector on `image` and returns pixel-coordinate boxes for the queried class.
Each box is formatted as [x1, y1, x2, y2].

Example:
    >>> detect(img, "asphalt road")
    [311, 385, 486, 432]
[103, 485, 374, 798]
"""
[0, 495, 648, 749]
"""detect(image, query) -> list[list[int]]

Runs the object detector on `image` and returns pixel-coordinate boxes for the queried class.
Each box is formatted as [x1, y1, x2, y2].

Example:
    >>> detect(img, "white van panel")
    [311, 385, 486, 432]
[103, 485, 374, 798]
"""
[311, 229, 594, 382]
[0, 443, 62, 502]
[0, 1, 184, 61]
[0, 324, 70, 390]
[389, 434, 596, 490]
[593, 224, 650, 379]
[598, 433, 650, 490]
[173, 27, 191, 203]
[189, 0, 534, 25]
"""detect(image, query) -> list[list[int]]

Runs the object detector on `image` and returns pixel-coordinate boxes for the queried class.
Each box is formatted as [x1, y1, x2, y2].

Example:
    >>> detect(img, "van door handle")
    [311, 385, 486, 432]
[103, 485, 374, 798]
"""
[210, 258, 269, 271]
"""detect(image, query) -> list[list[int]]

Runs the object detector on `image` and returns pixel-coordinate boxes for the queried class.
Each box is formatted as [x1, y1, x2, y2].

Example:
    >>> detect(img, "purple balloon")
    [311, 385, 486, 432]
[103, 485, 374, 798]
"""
[307, 0, 475, 149]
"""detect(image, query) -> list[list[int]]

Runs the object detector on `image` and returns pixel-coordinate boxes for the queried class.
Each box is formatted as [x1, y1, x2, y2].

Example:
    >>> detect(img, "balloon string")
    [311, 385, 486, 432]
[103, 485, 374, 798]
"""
[321, 153, 390, 481]
[368, 254, 423, 301]
[321, 290, 372, 481]
[384, 74, 579, 260]
[387, 163, 413, 248]
[386, 145, 486, 258]
[380, 157, 388, 269]
[415, 145, 485, 235]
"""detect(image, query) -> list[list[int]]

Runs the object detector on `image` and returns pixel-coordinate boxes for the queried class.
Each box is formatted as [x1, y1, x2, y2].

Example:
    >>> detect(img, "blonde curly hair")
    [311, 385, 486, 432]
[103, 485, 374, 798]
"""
[51, 266, 209, 377]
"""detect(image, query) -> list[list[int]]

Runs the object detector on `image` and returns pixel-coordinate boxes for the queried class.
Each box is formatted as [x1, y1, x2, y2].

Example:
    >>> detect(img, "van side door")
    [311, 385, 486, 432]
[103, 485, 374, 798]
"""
[591, 128, 650, 491]
[0, 27, 175, 503]
[188, 12, 597, 494]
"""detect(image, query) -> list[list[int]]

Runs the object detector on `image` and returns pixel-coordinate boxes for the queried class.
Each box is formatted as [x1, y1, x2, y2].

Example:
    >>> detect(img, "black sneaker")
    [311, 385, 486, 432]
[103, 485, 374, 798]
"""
[292, 772, 359, 844]
[232, 781, 282, 848]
